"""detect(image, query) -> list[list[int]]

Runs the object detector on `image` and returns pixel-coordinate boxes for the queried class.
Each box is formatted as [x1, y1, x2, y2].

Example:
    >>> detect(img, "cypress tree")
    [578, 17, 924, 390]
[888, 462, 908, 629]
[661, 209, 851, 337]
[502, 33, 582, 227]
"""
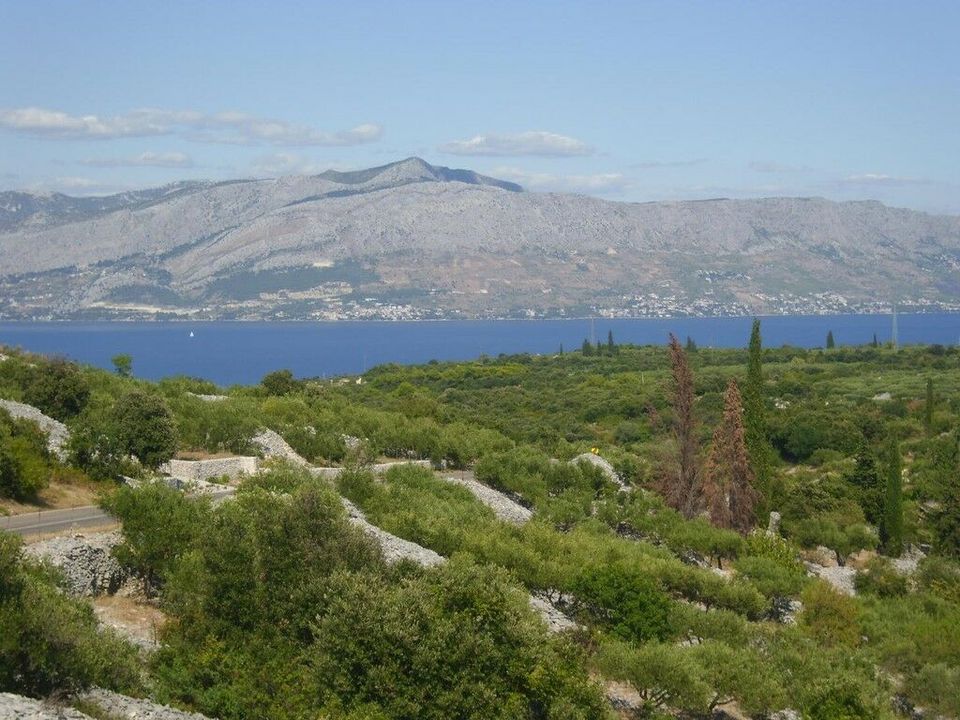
[607, 330, 615, 354]
[848, 441, 884, 525]
[872, 333, 879, 348]
[743, 319, 774, 507]
[826, 331, 835, 349]
[925, 377, 935, 436]
[559, 343, 564, 356]
[881, 434, 904, 556]
[685, 336, 697, 352]
[581, 339, 593, 356]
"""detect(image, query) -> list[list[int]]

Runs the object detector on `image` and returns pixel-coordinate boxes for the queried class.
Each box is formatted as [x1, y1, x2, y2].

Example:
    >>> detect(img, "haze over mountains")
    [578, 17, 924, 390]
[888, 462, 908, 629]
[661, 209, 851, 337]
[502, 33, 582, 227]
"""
[1, 157, 959, 321]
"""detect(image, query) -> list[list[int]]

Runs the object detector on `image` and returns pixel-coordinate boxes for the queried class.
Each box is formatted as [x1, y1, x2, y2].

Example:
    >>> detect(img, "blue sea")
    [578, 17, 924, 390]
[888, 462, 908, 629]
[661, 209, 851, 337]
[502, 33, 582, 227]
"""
[0, 314, 957, 386]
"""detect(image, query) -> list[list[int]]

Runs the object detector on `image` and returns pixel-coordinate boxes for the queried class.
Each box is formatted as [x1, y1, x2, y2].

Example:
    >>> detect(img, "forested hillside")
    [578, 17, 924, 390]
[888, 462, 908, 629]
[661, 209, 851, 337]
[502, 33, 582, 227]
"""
[2, 328, 959, 719]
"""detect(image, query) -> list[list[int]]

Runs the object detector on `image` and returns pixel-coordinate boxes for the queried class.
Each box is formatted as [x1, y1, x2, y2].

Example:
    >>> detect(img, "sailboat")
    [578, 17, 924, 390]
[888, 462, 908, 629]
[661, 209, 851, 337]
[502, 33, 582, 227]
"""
[189, 331, 195, 338]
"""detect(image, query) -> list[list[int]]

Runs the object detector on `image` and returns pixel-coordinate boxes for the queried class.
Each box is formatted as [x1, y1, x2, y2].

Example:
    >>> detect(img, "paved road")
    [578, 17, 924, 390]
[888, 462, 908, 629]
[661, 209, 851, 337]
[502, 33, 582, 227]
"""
[0, 488, 236, 537]
[0, 505, 112, 536]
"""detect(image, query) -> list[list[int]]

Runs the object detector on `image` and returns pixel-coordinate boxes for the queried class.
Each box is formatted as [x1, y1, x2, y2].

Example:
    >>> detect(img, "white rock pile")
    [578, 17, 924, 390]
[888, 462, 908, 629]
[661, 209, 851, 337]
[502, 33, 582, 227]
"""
[24, 531, 132, 597]
[250, 428, 311, 467]
[79, 689, 214, 720]
[528, 593, 579, 633]
[0, 693, 91, 720]
[441, 474, 532, 525]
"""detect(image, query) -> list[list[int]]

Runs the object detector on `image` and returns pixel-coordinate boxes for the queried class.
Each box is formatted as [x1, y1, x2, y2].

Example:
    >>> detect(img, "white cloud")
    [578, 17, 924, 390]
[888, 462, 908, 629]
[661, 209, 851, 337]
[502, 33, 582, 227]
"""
[439, 131, 593, 157]
[840, 173, 931, 187]
[79, 151, 194, 168]
[0, 107, 383, 147]
[492, 167, 628, 195]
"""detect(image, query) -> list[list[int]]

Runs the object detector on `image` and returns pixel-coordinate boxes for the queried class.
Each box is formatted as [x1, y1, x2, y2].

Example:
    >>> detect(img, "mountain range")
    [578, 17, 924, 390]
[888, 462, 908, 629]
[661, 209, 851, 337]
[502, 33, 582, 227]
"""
[1, 157, 959, 320]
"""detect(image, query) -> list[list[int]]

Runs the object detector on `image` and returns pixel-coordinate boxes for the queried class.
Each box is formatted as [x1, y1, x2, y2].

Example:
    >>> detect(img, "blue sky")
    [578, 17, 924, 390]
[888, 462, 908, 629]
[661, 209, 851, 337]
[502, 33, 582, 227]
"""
[1, 0, 958, 212]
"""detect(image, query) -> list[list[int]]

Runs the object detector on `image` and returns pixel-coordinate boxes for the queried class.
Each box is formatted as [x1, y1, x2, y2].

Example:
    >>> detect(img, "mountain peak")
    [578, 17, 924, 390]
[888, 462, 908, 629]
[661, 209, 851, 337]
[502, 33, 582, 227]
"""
[316, 157, 523, 193]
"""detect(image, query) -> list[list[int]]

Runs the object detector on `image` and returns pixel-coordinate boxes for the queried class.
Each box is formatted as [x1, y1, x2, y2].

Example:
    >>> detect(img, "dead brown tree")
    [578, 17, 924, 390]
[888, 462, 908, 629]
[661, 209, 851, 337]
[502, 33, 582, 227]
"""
[702, 378, 758, 534]
[664, 334, 702, 518]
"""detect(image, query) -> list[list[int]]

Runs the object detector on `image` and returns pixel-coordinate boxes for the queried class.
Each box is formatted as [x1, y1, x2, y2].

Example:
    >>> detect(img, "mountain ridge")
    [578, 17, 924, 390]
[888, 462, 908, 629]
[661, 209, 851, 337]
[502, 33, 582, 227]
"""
[1, 158, 959, 320]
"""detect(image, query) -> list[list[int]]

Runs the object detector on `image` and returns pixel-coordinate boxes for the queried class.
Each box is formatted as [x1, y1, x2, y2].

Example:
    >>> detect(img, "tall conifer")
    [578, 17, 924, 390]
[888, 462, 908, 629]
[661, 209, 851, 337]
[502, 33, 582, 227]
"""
[743, 319, 774, 507]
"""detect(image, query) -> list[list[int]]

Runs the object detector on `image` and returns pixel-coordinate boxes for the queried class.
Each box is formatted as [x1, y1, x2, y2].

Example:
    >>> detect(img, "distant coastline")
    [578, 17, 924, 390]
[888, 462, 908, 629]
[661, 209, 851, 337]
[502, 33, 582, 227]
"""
[2, 313, 957, 385]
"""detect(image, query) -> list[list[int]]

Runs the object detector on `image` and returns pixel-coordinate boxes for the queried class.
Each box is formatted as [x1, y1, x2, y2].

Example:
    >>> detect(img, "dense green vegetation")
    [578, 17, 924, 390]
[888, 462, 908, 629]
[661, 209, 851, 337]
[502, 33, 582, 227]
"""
[0, 533, 141, 697]
[1, 331, 960, 718]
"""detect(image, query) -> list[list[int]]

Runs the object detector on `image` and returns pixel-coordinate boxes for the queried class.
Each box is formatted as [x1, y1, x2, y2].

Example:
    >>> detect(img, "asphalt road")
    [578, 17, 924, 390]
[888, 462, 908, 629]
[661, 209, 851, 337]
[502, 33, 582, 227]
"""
[0, 505, 112, 536]
[0, 487, 236, 537]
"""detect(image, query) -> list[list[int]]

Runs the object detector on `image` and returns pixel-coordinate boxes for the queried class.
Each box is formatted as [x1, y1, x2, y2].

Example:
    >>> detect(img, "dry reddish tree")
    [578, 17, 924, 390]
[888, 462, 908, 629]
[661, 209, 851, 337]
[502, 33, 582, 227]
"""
[702, 378, 758, 534]
[665, 334, 702, 518]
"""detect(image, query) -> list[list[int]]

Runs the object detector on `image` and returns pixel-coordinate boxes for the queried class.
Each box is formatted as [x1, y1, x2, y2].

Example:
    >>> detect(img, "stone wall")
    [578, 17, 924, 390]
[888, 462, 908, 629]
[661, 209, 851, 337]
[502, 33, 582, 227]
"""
[162, 457, 258, 482]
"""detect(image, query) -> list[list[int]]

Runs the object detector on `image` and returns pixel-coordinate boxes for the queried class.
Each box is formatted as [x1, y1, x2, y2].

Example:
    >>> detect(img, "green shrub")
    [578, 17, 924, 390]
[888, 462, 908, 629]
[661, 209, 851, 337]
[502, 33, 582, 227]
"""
[742, 528, 803, 570]
[101, 481, 212, 587]
[799, 582, 862, 648]
[72, 390, 178, 476]
[916, 556, 960, 603]
[905, 663, 960, 718]
[0, 411, 51, 499]
[572, 564, 674, 642]
[854, 557, 908, 598]
[22, 358, 91, 420]
[0, 532, 141, 697]
[735, 556, 808, 598]
[306, 561, 607, 720]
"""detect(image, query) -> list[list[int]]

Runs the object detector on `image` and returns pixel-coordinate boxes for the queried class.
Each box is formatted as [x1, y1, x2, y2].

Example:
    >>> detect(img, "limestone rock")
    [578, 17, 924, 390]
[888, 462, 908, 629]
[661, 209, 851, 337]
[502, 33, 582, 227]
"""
[767, 511, 782, 536]
[250, 428, 310, 466]
[23, 531, 132, 597]
[78, 689, 215, 720]
[442, 474, 532, 525]
[0, 693, 91, 719]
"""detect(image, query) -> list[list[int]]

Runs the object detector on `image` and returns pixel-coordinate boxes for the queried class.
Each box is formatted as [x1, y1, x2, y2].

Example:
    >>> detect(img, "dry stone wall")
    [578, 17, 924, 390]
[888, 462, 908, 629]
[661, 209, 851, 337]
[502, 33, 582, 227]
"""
[162, 457, 258, 482]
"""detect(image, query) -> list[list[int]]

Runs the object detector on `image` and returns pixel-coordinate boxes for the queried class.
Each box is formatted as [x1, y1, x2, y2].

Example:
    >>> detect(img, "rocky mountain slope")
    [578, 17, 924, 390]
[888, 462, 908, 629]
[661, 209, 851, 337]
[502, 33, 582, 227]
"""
[1, 157, 959, 320]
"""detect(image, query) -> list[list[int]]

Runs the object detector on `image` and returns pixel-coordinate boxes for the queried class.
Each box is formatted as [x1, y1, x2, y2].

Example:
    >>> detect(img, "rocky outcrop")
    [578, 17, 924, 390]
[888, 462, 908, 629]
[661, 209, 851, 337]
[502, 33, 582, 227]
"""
[0, 693, 91, 720]
[805, 562, 857, 596]
[892, 545, 926, 575]
[528, 593, 578, 633]
[187, 392, 229, 402]
[0, 398, 70, 461]
[23, 531, 132, 597]
[441, 474, 533, 525]
[768, 597, 803, 624]
[78, 689, 214, 720]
